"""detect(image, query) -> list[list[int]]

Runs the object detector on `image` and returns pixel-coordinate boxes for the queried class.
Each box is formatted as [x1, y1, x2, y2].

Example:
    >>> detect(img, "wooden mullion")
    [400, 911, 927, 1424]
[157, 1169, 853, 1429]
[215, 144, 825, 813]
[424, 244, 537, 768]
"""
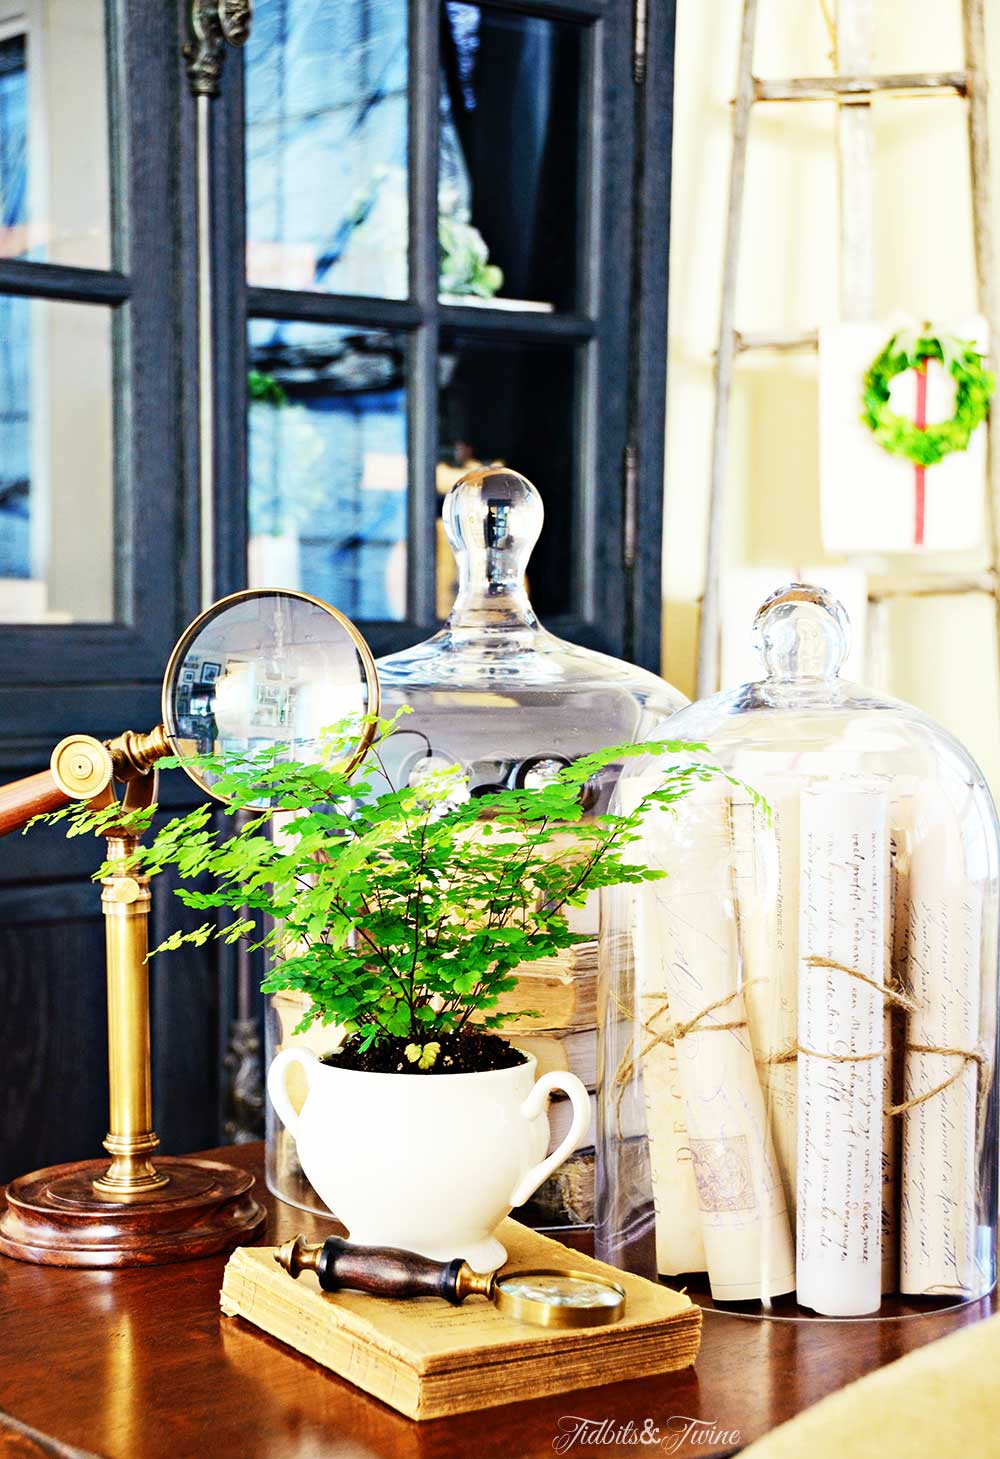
[210, 42, 249, 601]
[474, 0, 606, 20]
[623, 0, 675, 671]
[0, 259, 131, 304]
[437, 304, 594, 341]
[572, 14, 602, 626]
[406, 0, 440, 629]
[246, 286, 422, 331]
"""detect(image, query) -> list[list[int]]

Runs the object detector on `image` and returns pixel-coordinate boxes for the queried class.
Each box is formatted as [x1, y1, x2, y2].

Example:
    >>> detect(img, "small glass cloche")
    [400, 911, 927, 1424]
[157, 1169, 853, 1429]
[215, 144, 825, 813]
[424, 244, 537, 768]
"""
[265, 466, 687, 1225]
[596, 582, 999, 1320]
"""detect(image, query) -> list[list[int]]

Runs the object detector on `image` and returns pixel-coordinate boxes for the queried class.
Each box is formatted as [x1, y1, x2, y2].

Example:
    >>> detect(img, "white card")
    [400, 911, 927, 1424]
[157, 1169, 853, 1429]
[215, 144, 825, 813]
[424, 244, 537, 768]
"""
[819, 320, 987, 553]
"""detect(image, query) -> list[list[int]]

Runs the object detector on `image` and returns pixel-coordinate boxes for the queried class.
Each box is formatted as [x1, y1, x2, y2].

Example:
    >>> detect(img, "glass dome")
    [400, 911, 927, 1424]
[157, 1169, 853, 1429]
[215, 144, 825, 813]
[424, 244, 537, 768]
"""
[265, 465, 687, 1224]
[596, 582, 999, 1320]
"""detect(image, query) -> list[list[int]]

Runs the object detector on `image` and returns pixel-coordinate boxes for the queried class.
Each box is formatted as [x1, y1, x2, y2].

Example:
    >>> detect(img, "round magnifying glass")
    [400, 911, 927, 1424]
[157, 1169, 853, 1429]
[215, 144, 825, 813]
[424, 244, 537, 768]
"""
[488, 1268, 626, 1329]
[276, 1235, 627, 1329]
[161, 588, 380, 810]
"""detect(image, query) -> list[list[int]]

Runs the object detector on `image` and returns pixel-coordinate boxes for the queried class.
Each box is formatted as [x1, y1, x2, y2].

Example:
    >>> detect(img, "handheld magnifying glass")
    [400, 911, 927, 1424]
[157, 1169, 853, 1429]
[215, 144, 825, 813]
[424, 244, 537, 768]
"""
[157, 587, 380, 809]
[275, 1234, 627, 1330]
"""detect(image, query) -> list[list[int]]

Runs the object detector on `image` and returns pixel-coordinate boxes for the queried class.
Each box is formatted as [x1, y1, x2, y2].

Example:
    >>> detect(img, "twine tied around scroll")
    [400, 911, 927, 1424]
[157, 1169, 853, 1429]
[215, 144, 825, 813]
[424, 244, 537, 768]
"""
[611, 982, 758, 1134]
[778, 958, 985, 1118]
[886, 1045, 988, 1118]
[756, 957, 917, 1069]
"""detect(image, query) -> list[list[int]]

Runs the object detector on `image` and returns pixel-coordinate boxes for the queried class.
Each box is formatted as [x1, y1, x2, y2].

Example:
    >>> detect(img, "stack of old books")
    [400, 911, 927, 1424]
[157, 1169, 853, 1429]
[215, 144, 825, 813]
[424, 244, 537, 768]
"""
[221, 1219, 700, 1420]
[496, 898, 602, 1228]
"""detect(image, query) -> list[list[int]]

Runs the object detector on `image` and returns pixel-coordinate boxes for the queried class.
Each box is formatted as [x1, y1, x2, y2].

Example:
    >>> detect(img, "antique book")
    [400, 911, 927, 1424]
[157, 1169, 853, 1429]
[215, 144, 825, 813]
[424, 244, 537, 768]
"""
[488, 956, 598, 1033]
[516, 1140, 648, 1229]
[508, 1026, 597, 1088]
[545, 1089, 644, 1154]
[220, 1220, 701, 1421]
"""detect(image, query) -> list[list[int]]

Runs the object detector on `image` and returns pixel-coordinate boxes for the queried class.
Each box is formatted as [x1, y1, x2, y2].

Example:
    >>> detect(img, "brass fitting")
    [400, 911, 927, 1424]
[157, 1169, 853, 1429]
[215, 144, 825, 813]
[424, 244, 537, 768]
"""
[106, 725, 173, 782]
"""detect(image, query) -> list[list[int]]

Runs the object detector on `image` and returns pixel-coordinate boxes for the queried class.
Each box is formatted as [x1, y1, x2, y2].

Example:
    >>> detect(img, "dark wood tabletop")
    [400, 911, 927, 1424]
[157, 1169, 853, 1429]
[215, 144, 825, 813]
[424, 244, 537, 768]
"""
[0, 1143, 995, 1459]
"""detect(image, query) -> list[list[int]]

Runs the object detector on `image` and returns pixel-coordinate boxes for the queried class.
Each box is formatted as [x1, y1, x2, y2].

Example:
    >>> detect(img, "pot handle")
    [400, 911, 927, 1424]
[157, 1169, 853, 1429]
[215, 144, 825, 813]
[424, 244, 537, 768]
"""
[508, 1071, 592, 1209]
[267, 1047, 319, 1142]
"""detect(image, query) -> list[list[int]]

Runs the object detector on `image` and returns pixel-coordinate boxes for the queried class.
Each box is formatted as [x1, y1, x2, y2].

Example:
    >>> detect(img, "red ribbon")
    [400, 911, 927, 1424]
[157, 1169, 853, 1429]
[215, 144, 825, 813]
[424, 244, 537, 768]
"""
[913, 361, 927, 547]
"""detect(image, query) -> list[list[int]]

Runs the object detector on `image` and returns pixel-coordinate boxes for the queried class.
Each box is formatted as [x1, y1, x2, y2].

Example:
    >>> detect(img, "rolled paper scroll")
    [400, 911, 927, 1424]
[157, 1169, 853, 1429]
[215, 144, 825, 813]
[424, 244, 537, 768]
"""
[900, 784, 982, 1296]
[881, 847, 899, 1295]
[729, 779, 800, 1215]
[797, 785, 889, 1317]
[641, 786, 796, 1302]
[634, 982, 707, 1276]
[881, 779, 920, 1294]
[614, 775, 706, 1276]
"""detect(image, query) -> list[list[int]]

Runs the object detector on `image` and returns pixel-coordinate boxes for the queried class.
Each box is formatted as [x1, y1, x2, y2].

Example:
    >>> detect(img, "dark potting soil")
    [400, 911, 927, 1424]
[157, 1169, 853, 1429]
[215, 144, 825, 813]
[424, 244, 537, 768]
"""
[321, 1030, 527, 1075]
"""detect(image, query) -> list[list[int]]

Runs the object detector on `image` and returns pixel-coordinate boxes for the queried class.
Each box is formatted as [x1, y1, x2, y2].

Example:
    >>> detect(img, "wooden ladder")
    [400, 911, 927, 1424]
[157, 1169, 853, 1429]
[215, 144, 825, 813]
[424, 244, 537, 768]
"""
[696, 0, 999, 698]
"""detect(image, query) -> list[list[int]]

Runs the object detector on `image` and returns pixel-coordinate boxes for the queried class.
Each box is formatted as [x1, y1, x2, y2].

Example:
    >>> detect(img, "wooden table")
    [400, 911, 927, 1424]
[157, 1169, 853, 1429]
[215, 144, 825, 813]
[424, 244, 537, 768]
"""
[0, 1144, 995, 1459]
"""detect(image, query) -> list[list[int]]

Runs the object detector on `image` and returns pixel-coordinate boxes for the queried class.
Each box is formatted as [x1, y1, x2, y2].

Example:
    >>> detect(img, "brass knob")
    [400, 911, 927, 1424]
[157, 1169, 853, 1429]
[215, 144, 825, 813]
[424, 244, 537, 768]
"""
[274, 1234, 323, 1280]
[50, 735, 114, 801]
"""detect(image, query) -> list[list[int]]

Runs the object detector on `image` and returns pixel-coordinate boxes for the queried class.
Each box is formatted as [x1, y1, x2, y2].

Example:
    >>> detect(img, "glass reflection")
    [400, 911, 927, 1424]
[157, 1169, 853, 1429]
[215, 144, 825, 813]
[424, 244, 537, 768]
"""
[245, 0, 408, 298]
[439, 4, 582, 311]
[437, 335, 576, 618]
[164, 591, 375, 801]
[0, 6, 110, 268]
[0, 299, 113, 623]
[248, 319, 408, 621]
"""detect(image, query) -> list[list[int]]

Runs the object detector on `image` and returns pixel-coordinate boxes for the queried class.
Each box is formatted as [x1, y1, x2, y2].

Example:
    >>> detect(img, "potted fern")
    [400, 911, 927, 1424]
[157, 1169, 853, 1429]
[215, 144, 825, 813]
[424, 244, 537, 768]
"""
[46, 716, 727, 1270]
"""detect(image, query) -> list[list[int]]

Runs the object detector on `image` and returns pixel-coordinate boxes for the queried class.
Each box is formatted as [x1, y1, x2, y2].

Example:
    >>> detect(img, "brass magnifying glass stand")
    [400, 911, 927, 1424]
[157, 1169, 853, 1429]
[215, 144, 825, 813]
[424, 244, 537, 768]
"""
[0, 726, 265, 1267]
[0, 586, 380, 1266]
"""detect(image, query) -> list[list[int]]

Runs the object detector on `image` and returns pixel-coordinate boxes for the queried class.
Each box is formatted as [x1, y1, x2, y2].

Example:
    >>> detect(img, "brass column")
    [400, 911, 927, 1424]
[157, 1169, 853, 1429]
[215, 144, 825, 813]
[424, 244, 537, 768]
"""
[93, 829, 169, 1198]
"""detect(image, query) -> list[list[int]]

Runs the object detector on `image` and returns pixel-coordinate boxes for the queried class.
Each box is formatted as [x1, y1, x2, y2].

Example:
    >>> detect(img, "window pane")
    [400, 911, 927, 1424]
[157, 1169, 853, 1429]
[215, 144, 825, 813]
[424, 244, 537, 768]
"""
[248, 319, 408, 620]
[245, 0, 408, 299]
[438, 334, 576, 616]
[0, 298, 113, 622]
[439, 4, 582, 312]
[0, 4, 110, 268]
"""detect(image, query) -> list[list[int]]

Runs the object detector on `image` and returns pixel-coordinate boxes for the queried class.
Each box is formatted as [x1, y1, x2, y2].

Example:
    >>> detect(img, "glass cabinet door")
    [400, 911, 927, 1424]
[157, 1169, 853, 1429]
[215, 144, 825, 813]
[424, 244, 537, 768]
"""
[242, 0, 658, 660]
[0, 2, 115, 627]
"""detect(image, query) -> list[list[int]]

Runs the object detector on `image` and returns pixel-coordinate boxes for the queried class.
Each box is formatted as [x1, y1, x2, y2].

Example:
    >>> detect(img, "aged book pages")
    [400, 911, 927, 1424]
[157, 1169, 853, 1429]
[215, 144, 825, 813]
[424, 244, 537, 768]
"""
[220, 1220, 701, 1421]
[508, 1027, 597, 1088]
[900, 784, 982, 1296]
[639, 787, 796, 1302]
[729, 778, 800, 1216]
[797, 785, 889, 1316]
[487, 956, 597, 1033]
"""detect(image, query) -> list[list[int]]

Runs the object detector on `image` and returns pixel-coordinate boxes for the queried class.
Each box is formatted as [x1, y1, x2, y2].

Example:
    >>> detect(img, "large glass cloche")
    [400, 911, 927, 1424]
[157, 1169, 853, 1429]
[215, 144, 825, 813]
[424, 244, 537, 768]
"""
[265, 466, 687, 1225]
[596, 582, 999, 1320]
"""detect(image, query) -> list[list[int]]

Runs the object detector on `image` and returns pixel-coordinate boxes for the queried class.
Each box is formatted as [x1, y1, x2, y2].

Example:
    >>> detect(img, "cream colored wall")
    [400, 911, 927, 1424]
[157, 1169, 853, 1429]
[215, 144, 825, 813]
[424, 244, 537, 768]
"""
[663, 0, 1000, 789]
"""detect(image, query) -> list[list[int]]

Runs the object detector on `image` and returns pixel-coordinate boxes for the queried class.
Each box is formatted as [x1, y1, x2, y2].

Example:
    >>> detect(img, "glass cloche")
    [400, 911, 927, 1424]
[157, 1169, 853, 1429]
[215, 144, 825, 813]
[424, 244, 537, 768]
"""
[596, 582, 999, 1319]
[265, 466, 687, 1223]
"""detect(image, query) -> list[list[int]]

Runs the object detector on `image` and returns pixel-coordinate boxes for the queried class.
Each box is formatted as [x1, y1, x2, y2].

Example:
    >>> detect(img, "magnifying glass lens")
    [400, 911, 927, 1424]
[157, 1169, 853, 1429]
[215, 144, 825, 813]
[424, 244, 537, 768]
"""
[490, 1268, 626, 1327]
[496, 1274, 624, 1308]
[162, 590, 378, 809]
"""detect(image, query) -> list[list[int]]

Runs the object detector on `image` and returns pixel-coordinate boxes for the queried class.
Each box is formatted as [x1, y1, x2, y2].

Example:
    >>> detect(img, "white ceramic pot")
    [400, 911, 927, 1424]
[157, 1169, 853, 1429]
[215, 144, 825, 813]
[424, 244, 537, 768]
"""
[267, 1048, 591, 1271]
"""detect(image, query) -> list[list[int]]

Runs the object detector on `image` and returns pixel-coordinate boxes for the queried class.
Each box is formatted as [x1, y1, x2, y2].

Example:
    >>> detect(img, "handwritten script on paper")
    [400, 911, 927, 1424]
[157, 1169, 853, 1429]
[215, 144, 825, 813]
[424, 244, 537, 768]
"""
[901, 786, 982, 1295]
[797, 786, 888, 1316]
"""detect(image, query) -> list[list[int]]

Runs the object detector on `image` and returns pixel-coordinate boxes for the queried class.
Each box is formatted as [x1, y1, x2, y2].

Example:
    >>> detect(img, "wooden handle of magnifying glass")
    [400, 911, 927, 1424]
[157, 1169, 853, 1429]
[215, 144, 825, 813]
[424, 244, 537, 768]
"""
[0, 734, 115, 838]
[0, 770, 71, 837]
[274, 1235, 494, 1305]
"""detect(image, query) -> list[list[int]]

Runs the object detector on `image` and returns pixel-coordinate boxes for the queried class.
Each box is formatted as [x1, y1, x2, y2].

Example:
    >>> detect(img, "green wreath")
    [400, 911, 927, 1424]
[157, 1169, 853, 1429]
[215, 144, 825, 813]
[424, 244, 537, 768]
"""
[861, 329, 995, 467]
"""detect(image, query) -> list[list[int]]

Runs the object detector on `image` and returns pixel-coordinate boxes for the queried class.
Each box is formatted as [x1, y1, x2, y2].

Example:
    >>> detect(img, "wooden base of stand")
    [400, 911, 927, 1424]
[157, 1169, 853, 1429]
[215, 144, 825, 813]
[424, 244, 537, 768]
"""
[0, 1156, 266, 1267]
